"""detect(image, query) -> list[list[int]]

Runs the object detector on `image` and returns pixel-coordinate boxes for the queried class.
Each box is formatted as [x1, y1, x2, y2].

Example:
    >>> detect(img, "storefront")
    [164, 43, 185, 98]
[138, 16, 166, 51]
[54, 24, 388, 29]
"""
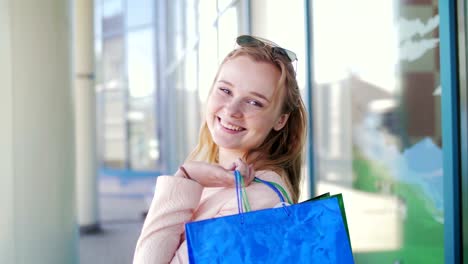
[93, 0, 466, 262]
[310, 0, 466, 262]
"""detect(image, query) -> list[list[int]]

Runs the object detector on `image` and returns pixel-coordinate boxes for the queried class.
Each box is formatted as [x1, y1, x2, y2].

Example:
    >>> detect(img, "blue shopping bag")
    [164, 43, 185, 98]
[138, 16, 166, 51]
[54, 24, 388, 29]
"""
[185, 171, 354, 263]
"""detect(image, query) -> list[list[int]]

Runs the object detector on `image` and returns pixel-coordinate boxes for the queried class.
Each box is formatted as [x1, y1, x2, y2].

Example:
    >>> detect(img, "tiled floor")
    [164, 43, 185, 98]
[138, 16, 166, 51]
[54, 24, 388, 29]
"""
[79, 220, 143, 264]
[79, 176, 156, 264]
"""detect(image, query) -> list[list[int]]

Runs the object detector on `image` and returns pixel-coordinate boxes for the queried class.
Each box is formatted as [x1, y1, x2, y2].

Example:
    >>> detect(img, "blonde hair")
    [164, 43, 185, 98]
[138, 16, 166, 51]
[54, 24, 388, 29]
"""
[188, 45, 307, 203]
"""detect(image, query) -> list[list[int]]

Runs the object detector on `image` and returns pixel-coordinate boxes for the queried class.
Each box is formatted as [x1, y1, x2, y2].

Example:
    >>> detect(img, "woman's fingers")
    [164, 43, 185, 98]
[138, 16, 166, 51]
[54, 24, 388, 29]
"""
[180, 161, 255, 188]
[226, 162, 236, 171]
[183, 159, 254, 188]
[234, 158, 248, 176]
[232, 158, 255, 186]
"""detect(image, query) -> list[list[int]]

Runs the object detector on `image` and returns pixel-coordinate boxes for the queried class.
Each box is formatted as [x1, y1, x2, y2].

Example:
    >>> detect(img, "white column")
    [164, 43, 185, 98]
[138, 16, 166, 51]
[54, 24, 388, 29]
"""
[0, 0, 78, 264]
[73, 0, 99, 232]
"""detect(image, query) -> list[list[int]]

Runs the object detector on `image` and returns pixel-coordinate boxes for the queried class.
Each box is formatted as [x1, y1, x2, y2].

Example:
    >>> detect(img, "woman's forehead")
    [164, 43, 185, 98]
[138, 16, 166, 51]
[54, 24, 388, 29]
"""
[217, 56, 281, 97]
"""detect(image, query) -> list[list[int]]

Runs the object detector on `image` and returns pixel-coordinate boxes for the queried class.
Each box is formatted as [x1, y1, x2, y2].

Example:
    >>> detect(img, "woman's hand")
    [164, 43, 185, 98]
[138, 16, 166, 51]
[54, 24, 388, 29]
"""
[177, 159, 255, 188]
[227, 158, 256, 187]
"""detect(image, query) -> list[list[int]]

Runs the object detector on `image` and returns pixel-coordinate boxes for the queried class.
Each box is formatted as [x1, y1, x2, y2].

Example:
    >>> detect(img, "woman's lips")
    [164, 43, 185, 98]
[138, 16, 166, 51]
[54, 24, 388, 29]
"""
[217, 117, 246, 133]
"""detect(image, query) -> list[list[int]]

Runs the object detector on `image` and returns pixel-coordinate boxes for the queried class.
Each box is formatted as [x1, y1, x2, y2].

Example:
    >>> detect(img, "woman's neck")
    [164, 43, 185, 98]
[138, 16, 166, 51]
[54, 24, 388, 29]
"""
[218, 149, 245, 168]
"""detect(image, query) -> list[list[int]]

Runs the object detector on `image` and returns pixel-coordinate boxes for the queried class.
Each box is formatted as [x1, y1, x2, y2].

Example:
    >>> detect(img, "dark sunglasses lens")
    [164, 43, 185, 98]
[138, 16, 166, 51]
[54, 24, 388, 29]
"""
[273, 47, 296, 62]
[285, 50, 297, 62]
[237, 35, 262, 47]
[237, 35, 297, 62]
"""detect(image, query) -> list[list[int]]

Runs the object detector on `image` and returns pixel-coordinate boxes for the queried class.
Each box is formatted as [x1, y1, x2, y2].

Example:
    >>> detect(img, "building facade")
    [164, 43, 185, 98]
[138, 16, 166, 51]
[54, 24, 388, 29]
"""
[93, 0, 467, 263]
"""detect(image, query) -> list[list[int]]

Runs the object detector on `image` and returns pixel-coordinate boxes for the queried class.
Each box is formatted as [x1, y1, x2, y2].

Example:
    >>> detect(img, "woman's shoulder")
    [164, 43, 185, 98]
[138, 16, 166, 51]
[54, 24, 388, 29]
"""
[255, 169, 281, 179]
[245, 170, 291, 209]
[254, 170, 288, 186]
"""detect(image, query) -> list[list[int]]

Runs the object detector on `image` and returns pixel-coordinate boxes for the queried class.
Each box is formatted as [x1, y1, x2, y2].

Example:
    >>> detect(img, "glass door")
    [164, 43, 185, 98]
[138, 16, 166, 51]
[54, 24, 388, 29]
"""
[310, 0, 445, 262]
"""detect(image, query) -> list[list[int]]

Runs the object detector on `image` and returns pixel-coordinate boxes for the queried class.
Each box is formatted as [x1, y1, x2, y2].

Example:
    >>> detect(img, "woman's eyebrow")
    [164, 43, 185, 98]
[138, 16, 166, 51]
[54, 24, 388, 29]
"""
[217, 80, 233, 86]
[250, 91, 270, 103]
[218, 79, 270, 102]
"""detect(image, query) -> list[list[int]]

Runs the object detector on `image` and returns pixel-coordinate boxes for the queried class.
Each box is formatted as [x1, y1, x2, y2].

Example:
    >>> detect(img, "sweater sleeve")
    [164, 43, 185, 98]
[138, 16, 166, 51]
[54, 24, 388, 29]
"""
[133, 176, 203, 264]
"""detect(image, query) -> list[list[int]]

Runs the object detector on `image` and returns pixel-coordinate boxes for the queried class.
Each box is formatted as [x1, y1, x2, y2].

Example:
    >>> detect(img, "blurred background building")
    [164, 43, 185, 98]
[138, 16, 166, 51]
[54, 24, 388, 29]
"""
[1, 0, 467, 263]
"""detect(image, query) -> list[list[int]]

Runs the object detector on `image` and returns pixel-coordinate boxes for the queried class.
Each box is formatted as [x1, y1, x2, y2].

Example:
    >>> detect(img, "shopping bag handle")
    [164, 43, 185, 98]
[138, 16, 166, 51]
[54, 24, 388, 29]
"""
[253, 177, 292, 204]
[234, 170, 291, 219]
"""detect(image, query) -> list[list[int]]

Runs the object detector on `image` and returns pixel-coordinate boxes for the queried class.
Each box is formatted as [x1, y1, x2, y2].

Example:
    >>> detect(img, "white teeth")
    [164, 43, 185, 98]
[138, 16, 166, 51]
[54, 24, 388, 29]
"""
[220, 119, 243, 131]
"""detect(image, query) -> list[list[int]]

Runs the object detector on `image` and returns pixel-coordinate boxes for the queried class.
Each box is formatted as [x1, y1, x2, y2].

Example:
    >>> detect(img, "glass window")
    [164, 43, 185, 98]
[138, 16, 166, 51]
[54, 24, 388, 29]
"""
[102, 35, 127, 168]
[197, 26, 218, 102]
[102, 0, 123, 35]
[217, 6, 238, 60]
[217, 0, 234, 12]
[185, 0, 198, 44]
[312, 1, 442, 263]
[126, 28, 158, 170]
[126, 29, 155, 98]
[199, 0, 218, 29]
[127, 96, 158, 170]
[94, 0, 102, 37]
[126, 0, 153, 28]
[95, 0, 246, 173]
[197, 0, 220, 98]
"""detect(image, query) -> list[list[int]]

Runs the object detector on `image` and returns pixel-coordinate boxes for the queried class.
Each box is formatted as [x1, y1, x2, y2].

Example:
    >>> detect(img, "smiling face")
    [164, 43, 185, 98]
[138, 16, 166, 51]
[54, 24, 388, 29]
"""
[205, 55, 290, 157]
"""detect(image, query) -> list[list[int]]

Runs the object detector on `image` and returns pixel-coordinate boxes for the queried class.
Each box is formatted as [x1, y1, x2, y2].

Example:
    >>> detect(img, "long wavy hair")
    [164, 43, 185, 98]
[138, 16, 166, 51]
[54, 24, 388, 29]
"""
[188, 44, 307, 203]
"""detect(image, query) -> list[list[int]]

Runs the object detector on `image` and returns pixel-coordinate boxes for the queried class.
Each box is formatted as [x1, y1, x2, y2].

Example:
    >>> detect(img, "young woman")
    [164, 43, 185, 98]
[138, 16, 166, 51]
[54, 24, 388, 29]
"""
[133, 35, 307, 264]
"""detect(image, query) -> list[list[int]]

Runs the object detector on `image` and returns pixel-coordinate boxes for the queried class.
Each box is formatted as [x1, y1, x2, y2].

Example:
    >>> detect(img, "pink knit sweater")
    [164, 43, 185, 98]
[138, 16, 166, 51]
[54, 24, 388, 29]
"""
[133, 171, 290, 264]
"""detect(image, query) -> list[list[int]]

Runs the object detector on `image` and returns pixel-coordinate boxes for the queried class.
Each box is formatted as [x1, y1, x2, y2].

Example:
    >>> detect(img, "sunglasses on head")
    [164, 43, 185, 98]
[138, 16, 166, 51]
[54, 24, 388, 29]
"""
[236, 35, 297, 63]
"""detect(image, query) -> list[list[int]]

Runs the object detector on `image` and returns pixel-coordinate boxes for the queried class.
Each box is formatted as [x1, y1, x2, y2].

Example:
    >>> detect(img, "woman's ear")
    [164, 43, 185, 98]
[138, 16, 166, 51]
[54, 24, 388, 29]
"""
[273, 113, 290, 131]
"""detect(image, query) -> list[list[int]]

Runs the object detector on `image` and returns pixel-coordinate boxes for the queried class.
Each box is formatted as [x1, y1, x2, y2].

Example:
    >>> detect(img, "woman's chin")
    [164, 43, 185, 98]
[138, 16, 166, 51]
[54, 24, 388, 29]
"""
[214, 141, 239, 150]
[213, 138, 243, 152]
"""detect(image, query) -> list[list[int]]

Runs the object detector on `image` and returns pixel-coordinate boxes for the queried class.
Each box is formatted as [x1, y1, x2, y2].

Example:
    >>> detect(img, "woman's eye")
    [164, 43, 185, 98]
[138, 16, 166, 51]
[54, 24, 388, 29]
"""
[247, 100, 263, 107]
[219, 88, 231, 95]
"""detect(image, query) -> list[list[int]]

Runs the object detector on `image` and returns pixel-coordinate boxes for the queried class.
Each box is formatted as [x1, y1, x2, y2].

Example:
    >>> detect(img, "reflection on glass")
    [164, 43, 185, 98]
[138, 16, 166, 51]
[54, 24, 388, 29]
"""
[126, 29, 155, 98]
[185, 0, 198, 44]
[312, 1, 443, 263]
[198, 26, 218, 102]
[126, 28, 158, 170]
[128, 97, 158, 170]
[218, 6, 239, 60]
[95, 0, 244, 172]
[126, 0, 153, 28]
[94, 0, 102, 36]
[102, 35, 127, 168]
[126, 27, 159, 170]
[217, 0, 234, 12]
[103, 0, 122, 17]
[199, 0, 218, 30]
[103, 36, 124, 89]
[103, 0, 123, 35]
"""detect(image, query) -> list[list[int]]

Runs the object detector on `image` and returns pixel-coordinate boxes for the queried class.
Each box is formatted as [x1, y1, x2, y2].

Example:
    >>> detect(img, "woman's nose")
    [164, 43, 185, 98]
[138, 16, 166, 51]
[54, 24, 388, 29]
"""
[224, 99, 243, 118]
